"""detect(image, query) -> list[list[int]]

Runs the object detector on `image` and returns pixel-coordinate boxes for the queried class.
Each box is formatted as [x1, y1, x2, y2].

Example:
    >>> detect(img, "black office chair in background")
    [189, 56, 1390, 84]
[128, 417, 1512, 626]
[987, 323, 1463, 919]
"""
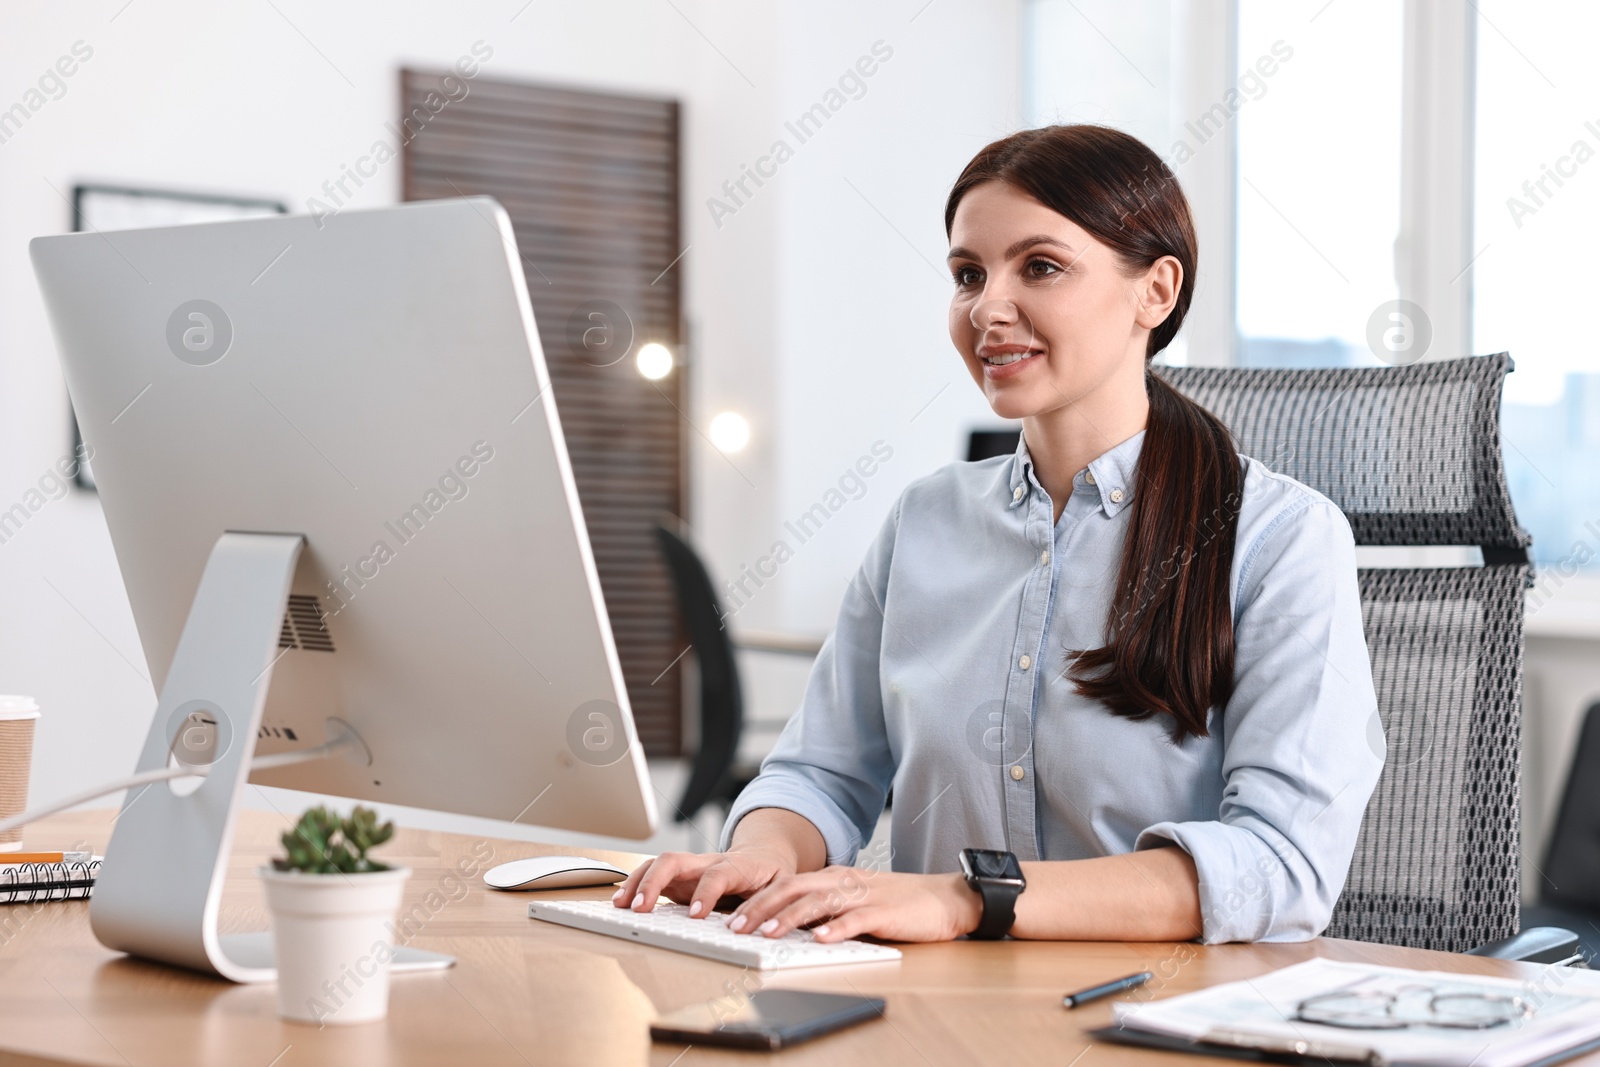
[654, 522, 823, 824]
[655, 523, 745, 823]
[1520, 701, 1600, 962]
[966, 429, 1021, 462]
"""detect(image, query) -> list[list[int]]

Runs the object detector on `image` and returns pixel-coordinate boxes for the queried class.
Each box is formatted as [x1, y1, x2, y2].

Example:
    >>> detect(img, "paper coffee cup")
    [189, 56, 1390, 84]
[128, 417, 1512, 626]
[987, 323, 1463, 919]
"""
[0, 696, 40, 851]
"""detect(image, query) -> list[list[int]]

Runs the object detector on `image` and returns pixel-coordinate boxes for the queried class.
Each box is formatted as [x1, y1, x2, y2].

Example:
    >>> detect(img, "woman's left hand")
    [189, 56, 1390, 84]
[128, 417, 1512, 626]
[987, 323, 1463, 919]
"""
[725, 866, 983, 944]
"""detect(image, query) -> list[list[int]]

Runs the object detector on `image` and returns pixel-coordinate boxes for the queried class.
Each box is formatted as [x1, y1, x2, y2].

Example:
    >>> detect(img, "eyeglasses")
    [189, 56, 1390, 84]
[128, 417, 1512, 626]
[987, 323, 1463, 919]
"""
[1294, 985, 1535, 1031]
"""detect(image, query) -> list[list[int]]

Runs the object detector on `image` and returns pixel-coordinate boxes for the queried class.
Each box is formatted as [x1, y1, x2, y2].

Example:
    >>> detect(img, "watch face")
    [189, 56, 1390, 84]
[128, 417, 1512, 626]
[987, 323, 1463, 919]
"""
[962, 849, 1024, 882]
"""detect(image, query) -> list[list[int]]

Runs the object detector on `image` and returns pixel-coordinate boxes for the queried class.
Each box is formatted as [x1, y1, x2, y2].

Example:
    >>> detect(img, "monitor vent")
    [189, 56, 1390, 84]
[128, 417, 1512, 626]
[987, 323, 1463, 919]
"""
[278, 594, 336, 653]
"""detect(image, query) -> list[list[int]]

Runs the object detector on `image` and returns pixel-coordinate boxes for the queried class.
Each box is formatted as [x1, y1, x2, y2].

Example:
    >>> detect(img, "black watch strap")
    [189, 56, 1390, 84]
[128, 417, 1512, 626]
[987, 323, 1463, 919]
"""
[970, 878, 1022, 940]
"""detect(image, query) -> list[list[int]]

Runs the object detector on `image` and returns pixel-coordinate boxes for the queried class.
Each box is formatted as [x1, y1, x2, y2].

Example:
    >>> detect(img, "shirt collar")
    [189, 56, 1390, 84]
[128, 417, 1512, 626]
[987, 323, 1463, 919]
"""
[1007, 429, 1145, 518]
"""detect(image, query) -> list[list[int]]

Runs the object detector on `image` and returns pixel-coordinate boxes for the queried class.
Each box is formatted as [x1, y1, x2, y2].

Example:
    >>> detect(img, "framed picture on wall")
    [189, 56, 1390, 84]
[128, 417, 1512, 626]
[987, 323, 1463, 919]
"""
[68, 184, 288, 489]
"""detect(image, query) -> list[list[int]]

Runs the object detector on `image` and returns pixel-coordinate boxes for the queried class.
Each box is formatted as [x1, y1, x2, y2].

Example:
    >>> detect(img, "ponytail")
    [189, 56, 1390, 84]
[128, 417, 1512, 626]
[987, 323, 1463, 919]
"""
[1067, 373, 1242, 740]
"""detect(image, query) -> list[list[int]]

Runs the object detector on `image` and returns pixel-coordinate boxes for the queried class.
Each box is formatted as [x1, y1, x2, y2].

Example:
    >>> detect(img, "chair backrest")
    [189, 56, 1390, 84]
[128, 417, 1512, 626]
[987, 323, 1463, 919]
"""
[1542, 702, 1600, 912]
[654, 523, 743, 823]
[967, 429, 1022, 463]
[1159, 354, 1531, 952]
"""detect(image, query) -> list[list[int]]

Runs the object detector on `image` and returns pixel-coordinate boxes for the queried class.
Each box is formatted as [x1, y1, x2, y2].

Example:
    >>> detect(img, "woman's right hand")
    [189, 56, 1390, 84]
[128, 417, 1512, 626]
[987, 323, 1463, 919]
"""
[613, 846, 795, 919]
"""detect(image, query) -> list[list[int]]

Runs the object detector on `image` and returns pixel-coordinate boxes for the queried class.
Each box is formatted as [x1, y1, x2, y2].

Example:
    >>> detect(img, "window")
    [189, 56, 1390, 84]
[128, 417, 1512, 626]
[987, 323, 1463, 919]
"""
[1023, 1, 1597, 566]
[1235, 0, 1403, 368]
[1473, 1, 1600, 568]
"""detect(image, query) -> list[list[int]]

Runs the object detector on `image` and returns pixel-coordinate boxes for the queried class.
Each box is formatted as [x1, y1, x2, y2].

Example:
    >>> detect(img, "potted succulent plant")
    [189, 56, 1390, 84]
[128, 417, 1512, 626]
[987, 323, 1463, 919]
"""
[260, 805, 410, 1025]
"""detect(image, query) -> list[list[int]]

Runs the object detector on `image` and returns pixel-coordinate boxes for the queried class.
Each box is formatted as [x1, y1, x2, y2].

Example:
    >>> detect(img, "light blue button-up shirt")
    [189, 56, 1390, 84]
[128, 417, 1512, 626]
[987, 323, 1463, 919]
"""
[721, 430, 1385, 943]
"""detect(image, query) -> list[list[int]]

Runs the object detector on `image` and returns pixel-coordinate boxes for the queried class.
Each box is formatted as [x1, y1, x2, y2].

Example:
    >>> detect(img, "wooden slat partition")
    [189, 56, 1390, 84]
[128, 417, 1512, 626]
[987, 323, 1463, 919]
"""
[402, 70, 686, 756]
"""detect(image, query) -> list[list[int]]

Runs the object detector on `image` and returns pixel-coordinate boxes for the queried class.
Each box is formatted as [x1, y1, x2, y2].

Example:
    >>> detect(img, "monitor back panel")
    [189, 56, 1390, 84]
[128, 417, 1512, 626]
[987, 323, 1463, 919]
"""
[30, 198, 657, 839]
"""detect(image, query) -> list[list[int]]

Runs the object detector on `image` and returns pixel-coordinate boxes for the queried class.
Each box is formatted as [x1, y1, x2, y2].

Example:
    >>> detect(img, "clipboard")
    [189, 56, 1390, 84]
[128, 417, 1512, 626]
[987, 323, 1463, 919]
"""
[1091, 1025, 1600, 1067]
[1094, 958, 1600, 1067]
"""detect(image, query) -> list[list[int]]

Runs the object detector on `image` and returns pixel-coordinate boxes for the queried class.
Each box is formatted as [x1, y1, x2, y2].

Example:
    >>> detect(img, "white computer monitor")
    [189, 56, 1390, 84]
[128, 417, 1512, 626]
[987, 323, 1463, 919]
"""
[30, 198, 657, 980]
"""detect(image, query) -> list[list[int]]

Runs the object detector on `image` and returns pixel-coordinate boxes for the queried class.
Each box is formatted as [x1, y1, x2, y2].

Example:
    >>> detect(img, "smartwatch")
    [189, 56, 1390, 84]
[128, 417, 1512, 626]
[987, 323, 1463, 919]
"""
[958, 848, 1026, 940]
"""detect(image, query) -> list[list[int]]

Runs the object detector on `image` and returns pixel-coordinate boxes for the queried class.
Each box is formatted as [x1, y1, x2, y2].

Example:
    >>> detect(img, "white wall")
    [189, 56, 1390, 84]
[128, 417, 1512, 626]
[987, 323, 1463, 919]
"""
[768, 3, 1021, 631]
[0, 1, 1025, 846]
[683, 3, 1023, 637]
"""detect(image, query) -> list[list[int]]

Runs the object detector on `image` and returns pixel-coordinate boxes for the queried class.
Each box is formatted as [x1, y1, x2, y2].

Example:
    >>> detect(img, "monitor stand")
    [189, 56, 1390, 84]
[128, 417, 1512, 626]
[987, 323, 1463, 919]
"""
[89, 532, 453, 983]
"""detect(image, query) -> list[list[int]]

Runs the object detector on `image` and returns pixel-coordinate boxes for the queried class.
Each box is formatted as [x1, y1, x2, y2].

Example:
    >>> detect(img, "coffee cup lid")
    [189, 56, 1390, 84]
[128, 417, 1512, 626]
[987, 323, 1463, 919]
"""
[0, 695, 40, 720]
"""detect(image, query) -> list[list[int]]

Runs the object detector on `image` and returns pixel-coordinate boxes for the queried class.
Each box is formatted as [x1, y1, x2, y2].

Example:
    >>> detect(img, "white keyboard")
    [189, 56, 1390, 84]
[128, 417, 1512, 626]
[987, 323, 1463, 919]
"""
[527, 899, 903, 971]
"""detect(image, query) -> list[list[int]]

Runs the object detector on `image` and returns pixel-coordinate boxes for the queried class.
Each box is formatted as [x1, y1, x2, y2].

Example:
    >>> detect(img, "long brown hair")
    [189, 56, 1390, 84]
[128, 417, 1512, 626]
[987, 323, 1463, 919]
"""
[944, 124, 1242, 742]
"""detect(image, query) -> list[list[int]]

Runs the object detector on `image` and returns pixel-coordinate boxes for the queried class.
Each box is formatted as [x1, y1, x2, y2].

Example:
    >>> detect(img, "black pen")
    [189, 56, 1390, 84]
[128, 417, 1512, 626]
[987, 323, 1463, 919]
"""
[1062, 970, 1153, 1008]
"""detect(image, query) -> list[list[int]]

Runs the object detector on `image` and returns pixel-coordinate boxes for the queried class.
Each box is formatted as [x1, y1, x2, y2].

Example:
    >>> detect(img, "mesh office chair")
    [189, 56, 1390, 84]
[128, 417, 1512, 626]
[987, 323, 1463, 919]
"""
[1157, 353, 1570, 957]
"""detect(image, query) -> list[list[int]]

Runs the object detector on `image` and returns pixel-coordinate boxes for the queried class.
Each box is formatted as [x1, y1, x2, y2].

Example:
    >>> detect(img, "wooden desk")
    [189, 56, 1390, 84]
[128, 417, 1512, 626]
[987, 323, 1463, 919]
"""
[1, 810, 1591, 1067]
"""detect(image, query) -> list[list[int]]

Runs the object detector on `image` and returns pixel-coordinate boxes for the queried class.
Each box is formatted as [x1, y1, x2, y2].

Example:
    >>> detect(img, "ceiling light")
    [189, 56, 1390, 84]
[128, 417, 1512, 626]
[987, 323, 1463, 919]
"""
[708, 411, 750, 453]
[636, 342, 673, 380]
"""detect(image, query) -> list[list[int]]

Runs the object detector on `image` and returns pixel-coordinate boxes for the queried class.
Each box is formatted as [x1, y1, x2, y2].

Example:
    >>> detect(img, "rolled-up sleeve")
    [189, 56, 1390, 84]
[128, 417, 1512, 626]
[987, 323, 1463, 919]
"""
[718, 500, 900, 866]
[1135, 495, 1384, 943]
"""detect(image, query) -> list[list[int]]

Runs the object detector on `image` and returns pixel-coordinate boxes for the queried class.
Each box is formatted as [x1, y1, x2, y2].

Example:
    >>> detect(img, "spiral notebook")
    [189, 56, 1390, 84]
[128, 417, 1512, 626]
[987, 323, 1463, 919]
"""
[0, 857, 102, 904]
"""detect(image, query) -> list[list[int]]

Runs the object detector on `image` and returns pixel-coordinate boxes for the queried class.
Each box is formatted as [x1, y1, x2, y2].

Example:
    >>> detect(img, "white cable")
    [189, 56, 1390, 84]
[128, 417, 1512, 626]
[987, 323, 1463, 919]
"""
[251, 736, 350, 770]
[0, 736, 352, 839]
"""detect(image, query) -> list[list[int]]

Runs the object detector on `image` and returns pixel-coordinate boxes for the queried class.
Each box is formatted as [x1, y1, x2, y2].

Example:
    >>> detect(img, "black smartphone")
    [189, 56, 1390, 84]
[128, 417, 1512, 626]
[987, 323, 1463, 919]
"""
[649, 989, 886, 1051]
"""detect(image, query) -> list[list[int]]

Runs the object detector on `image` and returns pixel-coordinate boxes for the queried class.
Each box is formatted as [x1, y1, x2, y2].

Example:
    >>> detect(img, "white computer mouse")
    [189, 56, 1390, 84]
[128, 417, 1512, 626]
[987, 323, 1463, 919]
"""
[483, 855, 630, 891]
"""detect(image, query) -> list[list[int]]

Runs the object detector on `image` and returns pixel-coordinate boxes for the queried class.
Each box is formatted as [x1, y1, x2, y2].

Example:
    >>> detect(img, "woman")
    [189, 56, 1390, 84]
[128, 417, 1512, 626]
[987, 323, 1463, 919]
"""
[615, 125, 1383, 944]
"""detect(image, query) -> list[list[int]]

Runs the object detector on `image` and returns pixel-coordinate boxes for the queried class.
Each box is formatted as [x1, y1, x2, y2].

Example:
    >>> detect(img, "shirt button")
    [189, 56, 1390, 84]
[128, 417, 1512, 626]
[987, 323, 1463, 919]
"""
[1040, 550, 1049, 566]
[1085, 470, 1096, 485]
[1018, 654, 1032, 670]
[1012, 485, 1024, 502]
[1110, 488, 1125, 504]
[1010, 765, 1026, 781]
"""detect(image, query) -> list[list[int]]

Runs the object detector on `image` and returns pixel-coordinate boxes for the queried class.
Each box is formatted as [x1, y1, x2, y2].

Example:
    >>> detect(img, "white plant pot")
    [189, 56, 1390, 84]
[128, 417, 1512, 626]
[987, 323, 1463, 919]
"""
[260, 865, 411, 1025]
